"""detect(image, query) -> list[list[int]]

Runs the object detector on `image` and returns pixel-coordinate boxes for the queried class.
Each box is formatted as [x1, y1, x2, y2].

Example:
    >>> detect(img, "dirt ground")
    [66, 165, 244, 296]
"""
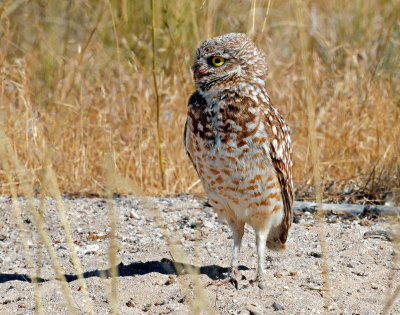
[0, 195, 399, 314]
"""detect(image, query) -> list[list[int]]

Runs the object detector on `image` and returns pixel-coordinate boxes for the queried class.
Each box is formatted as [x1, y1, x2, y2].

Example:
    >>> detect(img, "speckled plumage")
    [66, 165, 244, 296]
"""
[184, 33, 294, 288]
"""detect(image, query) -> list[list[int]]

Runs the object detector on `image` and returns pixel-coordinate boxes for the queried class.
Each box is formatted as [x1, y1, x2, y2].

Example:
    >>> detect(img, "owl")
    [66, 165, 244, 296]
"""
[184, 33, 294, 289]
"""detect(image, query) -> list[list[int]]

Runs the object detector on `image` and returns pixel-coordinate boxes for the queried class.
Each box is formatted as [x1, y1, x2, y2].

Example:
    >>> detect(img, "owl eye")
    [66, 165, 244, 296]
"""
[211, 56, 225, 67]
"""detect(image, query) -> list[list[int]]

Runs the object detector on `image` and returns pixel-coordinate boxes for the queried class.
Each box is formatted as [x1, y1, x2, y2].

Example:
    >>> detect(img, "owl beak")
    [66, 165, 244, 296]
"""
[193, 67, 209, 80]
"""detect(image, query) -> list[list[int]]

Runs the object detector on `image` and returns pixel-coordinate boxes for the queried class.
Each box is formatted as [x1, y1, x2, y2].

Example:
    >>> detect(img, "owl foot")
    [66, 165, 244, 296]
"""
[215, 267, 239, 289]
[256, 273, 267, 290]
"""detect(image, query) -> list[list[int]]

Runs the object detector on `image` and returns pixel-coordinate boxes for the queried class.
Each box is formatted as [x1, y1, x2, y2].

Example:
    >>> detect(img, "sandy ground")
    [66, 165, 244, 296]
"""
[0, 195, 399, 314]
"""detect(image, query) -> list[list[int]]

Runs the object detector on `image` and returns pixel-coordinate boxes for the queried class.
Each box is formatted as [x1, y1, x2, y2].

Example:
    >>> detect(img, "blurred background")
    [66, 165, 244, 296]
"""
[0, 0, 399, 204]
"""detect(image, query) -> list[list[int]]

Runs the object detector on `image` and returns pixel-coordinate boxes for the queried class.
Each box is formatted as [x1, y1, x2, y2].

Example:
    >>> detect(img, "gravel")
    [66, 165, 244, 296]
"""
[0, 195, 399, 314]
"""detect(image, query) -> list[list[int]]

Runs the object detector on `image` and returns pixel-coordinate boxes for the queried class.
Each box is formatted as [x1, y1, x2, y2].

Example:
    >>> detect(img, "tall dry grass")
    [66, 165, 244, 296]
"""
[0, 0, 399, 202]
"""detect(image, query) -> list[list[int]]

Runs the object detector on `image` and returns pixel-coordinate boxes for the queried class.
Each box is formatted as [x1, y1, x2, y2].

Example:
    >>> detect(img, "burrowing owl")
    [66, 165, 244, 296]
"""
[184, 33, 294, 289]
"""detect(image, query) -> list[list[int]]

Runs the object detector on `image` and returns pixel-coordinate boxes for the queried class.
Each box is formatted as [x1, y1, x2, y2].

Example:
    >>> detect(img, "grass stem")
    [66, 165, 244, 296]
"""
[151, 0, 165, 189]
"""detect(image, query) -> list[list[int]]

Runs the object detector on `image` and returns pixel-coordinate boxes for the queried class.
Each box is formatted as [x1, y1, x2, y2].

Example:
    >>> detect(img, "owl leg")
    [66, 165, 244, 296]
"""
[216, 220, 244, 288]
[230, 221, 245, 275]
[255, 231, 268, 289]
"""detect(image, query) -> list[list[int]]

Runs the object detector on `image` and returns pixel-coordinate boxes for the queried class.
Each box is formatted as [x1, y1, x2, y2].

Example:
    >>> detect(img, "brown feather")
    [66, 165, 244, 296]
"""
[264, 105, 294, 244]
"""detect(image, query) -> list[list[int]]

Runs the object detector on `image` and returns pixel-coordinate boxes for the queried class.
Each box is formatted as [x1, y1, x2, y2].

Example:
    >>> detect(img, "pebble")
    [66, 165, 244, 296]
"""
[327, 304, 336, 311]
[142, 303, 151, 311]
[203, 220, 214, 228]
[77, 244, 100, 255]
[126, 299, 134, 307]
[130, 210, 140, 219]
[247, 306, 261, 315]
[326, 216, 337, 223]
[272, 302, 284, 311]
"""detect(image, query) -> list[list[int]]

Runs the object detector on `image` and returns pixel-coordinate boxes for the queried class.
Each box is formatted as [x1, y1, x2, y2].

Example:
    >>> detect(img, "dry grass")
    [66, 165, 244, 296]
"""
[0, 0, 399, 202]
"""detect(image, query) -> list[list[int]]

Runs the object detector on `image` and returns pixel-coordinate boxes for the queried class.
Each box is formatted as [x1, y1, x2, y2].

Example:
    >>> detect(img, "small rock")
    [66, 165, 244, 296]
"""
[248, 306, 261, 315]
[190, 221, 203, 229]
[342, 213, 359, 221]
[77, 244, 100, 255]
[126, 299, 135, 307]
[203, 220, 214, 228]
[371, 283, 378, 289]
[165, 275, 176, 285]
[183, 232, 202, 241]
[23, 218, 31, 224]
[352, 271, 367, 277]
[309, 252, 322, 258]
[272, 302, 284, 311]
[130, 210, 140, 219]
[327, 304, 336, 311]
[0, 235, 6, 241]
[359, 218, 371, 226]
[142, 303, 151, 311]
[326, 216, 337, 223]
[154, 299, 165, 306]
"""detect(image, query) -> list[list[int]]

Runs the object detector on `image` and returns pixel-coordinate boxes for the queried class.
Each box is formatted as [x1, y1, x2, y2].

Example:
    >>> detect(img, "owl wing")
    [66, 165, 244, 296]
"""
[183, 119, 192, 163]
[183, 91, 207, 177]
[264, 105, 294, 244]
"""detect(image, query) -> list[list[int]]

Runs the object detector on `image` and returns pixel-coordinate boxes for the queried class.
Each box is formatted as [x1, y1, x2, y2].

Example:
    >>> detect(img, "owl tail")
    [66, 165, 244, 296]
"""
[266, 224, 287, 251]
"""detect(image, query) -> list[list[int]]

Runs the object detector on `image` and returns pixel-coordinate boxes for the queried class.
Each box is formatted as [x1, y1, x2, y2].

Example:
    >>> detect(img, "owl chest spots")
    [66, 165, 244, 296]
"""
[186, 90, 270, 187]
[190, 107, 232, 148]
[188, 91, 257, 148]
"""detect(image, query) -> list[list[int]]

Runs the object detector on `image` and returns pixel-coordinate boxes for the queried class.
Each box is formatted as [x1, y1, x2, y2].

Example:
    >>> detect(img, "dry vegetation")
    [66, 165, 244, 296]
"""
[1, 1, 400, 314]
[0, 0, 399, 202]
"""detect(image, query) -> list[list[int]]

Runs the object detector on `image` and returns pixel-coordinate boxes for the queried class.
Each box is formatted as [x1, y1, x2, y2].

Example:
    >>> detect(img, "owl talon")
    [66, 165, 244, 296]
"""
[230, 277, 239, 290]
[215, 277, 239, 289]
[256, 274, 267, 290]
[257, 280, 267, 290]
[215, 267, 239, 289]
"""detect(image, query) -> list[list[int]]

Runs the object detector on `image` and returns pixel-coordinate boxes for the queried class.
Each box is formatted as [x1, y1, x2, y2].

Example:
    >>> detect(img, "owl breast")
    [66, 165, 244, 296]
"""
[184, 88, 284, 226]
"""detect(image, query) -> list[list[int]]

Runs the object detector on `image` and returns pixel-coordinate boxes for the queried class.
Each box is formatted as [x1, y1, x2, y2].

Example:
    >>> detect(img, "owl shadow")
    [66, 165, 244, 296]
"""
[64, 258, 249, 281]
[0, 258, 249, 284]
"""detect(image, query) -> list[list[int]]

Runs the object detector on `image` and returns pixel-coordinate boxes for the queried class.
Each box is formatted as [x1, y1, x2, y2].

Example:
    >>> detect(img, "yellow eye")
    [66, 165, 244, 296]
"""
[211, 56, 225, 67]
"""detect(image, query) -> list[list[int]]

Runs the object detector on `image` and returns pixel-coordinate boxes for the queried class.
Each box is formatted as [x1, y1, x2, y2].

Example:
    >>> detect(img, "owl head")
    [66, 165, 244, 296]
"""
[192, 33, 268, 91]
